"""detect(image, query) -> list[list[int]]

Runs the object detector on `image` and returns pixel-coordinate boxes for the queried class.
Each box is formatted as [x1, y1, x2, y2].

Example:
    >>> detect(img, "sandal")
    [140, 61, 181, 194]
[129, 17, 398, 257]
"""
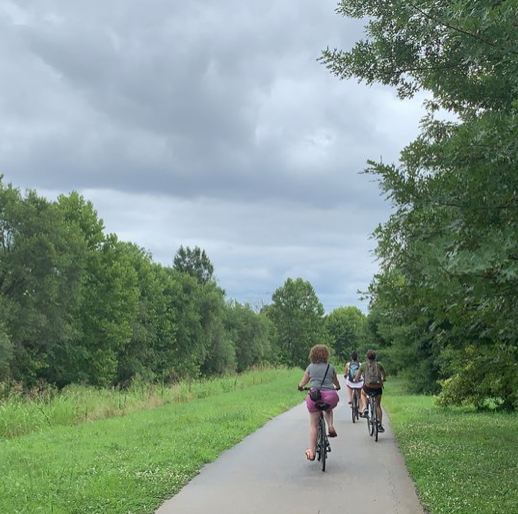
[305, 449, 315, 461]
[328, 427, 337, 438]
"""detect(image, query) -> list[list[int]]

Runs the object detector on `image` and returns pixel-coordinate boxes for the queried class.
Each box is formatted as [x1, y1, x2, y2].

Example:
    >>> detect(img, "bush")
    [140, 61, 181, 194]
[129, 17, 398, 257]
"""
[437, 344, 518, 410]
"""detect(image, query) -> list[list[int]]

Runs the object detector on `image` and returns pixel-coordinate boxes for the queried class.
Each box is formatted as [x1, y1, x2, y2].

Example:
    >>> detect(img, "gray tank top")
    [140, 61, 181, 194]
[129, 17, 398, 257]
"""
[306, 362, 335, 390]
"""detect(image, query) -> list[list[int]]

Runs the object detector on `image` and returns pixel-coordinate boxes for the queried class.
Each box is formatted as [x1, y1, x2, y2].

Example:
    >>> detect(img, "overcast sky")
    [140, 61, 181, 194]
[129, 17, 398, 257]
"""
[0, 0, 426, 312]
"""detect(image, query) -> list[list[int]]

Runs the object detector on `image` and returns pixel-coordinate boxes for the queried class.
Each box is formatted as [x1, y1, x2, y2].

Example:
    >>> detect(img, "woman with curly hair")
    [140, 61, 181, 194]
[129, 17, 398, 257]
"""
[298, 344, 341, 461]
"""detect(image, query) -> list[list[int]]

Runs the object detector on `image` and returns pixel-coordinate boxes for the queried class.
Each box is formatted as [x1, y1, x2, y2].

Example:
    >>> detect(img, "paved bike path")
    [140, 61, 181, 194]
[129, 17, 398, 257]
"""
[156, 380, 425, 514]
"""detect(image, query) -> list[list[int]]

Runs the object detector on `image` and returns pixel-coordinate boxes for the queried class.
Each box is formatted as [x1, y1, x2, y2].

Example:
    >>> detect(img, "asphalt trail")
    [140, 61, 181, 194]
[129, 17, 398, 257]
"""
[156, 378, 424, 514]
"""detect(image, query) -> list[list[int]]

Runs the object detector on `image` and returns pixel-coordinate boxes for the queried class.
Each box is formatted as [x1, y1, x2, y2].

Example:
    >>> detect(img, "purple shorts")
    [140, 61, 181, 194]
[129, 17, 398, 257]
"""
[306, 390, 339, 413]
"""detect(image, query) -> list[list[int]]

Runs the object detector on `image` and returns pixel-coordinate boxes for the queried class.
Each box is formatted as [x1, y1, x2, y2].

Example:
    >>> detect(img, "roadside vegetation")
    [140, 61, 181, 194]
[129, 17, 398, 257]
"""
[0, 368, 302, 514]
[0, 368, 293, 439]
[323, 0, 518, 411]
[384, 380, 518, 514]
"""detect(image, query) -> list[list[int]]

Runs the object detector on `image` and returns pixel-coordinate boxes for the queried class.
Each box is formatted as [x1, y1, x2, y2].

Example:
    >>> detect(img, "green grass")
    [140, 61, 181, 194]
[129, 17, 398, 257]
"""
[0, 368, 303, 514]
[384, 379, 518, 514]
[0, 368, 291, 439]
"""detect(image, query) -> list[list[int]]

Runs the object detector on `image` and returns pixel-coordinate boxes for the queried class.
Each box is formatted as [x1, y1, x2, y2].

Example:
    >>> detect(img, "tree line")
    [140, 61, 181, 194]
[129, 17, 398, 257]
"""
[0, 178, 368, 388]
[322, 0, 518, 409]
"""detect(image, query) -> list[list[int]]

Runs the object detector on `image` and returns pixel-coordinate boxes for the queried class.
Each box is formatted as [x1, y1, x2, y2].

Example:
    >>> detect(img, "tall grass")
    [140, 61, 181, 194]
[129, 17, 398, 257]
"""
[0, 368, 290, 439]
[0, 368, 303, 514]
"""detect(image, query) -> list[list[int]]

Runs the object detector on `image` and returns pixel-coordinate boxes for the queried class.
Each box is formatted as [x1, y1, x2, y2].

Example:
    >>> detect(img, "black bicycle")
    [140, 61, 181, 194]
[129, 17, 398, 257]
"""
[366, 391, 379, 442]
[301, 388, 331, 471]
[316, 406, 331, 471]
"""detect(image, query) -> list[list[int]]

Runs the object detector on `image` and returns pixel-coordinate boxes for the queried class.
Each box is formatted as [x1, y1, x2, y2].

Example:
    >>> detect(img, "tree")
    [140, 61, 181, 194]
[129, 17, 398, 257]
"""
[0, 181, 87, 385]
[266, 278, 327, 368]
[326, 306, 366, 363]
[225, 301, 275, 372]
[173, 246, 215, 285]
[322, 0, 518, 407]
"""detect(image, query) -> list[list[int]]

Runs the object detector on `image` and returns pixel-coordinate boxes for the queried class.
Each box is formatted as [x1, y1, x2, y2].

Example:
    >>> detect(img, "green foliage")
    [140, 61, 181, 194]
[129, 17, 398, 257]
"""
[326, 306, 367, 362]
[437, 344, 518, 410]
[324, 1, 518, 406]
[225, 302, 276, 372]
[0, 177, 281, 388]
[0, 182, 87, 385]
[173, 245, 215, 285]
[266, 278, 327, 368]
[0, 324, 12, 381]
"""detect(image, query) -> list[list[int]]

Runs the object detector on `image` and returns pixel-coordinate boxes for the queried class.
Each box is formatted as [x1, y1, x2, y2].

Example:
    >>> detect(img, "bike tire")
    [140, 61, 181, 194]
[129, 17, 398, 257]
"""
[369, 398, 375, 437]
[351, 394, 357, 424]
[316, 422, 322, 462]
[373, 404, 378, 441]
[320, 419, 327, 472]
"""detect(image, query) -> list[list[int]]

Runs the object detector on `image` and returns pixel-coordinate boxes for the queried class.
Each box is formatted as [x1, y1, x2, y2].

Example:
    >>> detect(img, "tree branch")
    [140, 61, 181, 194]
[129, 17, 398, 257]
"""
[407, 1, 518, 56]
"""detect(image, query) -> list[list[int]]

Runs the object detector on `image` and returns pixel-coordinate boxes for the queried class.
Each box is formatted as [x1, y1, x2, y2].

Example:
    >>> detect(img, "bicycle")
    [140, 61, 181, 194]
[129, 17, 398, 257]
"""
[301, 388, 331, 472]
[365, 391, 379, 442]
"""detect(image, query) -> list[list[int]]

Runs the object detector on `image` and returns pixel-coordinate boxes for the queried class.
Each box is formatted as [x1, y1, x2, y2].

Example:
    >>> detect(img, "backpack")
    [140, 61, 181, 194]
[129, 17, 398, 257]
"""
[364, 360, 381, 387]
[348, 361, 360, 381]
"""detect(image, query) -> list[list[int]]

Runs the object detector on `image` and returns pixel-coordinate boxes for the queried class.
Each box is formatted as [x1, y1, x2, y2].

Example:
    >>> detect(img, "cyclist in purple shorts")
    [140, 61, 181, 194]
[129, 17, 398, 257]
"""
[298, 344, 341, 461]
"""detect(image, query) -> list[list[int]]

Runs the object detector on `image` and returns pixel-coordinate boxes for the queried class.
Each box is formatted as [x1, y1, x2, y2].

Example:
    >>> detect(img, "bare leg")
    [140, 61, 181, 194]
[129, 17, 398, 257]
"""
[323, 408, 335, 434]
[308, 411, 320, 457]
[360, 389, 367, 412]
[347, 385, 353, 403]
[376, 396, 383, 423]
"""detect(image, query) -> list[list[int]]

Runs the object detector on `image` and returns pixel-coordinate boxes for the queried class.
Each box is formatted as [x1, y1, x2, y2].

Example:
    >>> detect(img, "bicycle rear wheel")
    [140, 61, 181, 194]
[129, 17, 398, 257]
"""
[368, 397, 375, 437]
[316, 422, 322, 462]
[351, 393, 357, 423]
[373, 402, 379, 441]
[320, 418, 327, 472]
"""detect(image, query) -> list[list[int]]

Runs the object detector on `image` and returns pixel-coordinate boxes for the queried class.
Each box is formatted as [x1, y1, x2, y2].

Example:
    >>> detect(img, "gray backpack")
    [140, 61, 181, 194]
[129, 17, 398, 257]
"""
[364, 360, 381, 387]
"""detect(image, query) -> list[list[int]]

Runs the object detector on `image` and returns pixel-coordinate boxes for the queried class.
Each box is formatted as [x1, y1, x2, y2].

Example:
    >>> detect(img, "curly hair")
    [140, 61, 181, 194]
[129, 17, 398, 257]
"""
[309, 344, 330, 364]
[366, 349, 377, 361]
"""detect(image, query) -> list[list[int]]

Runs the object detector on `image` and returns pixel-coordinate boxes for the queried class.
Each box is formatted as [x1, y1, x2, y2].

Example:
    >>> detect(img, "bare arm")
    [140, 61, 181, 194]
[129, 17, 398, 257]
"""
[298, 371, 310, 389]
[344, 362, 349, 378]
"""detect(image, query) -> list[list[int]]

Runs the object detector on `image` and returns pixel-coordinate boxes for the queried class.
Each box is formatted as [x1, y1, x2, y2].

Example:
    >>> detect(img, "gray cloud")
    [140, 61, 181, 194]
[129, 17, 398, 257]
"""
[1, 0, 426, 310]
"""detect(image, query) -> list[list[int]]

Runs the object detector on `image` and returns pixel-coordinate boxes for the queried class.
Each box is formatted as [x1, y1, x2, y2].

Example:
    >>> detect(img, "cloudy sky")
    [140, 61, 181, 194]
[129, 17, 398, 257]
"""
[0, 0, 426, 312]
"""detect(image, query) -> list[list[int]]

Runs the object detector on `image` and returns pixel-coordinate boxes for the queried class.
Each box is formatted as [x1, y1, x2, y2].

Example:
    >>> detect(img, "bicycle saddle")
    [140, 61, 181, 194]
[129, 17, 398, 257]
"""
[315, 401, 331, 411]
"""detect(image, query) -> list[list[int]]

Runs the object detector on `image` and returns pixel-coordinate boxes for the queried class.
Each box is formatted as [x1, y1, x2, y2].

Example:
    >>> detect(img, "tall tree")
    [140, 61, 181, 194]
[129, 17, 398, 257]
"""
[266, 278, 327, 368]
[326, 306, 366, 363]
[226, 301, 276, 372]
[322, 0, 518, 407]
[0, 181, 86, 385]
[173, 246, 215, 285]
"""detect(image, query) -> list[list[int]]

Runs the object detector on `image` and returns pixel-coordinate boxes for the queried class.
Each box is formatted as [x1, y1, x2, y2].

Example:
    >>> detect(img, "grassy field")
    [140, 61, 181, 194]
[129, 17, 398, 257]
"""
[0, 368, 303, 514]
[0, 369, 291, 439]
[383, 380, 518, 514]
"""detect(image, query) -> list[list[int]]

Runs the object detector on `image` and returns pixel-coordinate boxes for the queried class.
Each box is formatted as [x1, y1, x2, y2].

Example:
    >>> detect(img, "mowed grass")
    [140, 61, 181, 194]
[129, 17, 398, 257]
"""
[0, 368, 303, 514]
[383, 379, 518, 514]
